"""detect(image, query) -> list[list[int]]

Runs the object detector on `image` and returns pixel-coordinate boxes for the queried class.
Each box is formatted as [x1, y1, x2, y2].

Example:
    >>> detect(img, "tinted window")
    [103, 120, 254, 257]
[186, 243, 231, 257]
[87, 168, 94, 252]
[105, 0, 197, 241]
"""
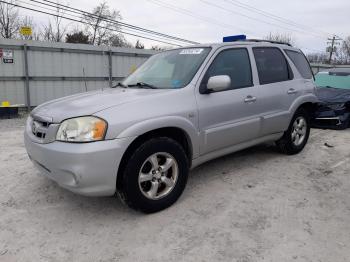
[253, 47, 292, 85]
[285, 50, 313, 79]
[201, 48, 252, 92]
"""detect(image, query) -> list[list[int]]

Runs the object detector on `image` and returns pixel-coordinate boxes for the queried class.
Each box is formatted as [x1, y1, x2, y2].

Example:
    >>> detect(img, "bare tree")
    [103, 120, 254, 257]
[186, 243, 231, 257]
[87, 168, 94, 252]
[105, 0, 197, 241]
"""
[264, 32, 296, 45]
[0, 0, 20, 39]
[42, 3, 68, 42]
[135, 39, 144, 49]
[152, 45, 173, 51]
[151, 45, 165, 51]
[306, 52, 328, 64]
[82, 1, 122, 46]
[109, 33, 132, 47]
[341, 36, 350, 64]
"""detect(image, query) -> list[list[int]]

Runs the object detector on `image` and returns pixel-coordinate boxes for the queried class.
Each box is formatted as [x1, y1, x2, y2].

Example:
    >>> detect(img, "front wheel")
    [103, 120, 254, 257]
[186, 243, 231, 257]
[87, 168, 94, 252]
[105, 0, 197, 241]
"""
[118, 137, 189, 213]
[276, 108, 310, 155]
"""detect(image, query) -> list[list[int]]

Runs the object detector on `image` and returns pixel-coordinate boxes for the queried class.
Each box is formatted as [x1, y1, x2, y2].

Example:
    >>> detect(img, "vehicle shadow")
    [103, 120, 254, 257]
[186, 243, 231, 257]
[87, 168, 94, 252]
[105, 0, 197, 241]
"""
[189, 142, 281, 179]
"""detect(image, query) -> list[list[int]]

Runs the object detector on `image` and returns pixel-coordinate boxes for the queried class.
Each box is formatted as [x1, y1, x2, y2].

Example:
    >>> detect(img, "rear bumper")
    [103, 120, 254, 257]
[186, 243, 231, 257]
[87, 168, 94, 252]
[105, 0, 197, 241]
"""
[24, 131, 135, 196]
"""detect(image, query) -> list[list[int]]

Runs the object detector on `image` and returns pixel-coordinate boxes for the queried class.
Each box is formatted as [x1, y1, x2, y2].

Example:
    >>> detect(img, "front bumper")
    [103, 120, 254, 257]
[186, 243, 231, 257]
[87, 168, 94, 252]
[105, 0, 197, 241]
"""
[24, 129, 135, 196]
[311, 104, 350, 130]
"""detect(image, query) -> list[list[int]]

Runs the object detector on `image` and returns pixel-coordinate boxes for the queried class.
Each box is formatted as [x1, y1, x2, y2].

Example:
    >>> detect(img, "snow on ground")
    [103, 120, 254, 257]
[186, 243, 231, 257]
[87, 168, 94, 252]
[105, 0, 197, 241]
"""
[1, 115, 349, 262]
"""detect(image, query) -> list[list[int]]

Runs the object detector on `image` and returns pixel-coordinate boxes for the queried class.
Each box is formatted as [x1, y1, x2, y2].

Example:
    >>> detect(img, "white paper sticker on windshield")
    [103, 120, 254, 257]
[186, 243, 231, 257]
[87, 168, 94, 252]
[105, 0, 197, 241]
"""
[179, 48, 203, 55]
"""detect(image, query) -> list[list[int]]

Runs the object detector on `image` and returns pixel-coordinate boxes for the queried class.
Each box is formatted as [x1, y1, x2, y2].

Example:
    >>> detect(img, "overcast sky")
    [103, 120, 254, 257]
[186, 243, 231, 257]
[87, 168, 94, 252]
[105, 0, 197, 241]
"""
[20, 0, 350, 53]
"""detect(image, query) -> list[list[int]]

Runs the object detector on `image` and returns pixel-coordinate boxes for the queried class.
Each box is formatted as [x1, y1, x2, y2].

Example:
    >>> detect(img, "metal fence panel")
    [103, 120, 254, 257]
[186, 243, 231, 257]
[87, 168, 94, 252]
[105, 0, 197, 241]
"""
[0, 39, 156, 107]
[29, 80, 109, 106]
[28, 51, 109, 77]
[113, 55, 146, 78]
[0, 80, 26, 105]
[0, 48, 24, 77]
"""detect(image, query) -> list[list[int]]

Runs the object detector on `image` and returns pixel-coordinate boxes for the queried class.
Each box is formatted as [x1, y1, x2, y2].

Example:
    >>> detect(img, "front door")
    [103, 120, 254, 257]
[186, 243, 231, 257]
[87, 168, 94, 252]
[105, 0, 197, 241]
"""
[195, 47, 261, 155]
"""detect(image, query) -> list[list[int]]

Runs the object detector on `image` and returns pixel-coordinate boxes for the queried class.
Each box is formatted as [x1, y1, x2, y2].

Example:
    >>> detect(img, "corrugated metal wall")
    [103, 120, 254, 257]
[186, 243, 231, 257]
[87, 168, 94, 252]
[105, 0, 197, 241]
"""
[0, 39, 156, 107]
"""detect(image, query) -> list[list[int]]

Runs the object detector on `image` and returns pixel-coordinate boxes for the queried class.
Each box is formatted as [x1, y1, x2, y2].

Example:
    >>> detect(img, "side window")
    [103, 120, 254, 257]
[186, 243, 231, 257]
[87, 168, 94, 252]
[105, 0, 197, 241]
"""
[253, 47, 293, 85]
[201, 48, 252, 92]
[285, 50, 313, 79]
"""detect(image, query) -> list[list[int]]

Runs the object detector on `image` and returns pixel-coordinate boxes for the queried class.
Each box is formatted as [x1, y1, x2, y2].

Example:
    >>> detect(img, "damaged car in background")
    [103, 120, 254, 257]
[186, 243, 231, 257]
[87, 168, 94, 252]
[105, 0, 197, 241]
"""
[312, 68, 350, 130]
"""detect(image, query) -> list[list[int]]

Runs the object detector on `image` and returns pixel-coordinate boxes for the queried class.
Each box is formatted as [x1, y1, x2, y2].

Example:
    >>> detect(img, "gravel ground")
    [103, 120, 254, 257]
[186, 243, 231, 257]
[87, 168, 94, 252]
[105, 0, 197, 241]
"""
[0, 115, 349, 262]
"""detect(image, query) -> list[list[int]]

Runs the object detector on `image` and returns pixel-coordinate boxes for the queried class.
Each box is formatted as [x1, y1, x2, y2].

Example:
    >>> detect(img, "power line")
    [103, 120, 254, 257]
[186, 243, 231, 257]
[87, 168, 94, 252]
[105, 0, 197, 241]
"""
[145, 0, 331, 53]
[0, 0, 187, 46]
[39, 0, 328, 44]
[223, 0, 332, 38]
[1, 0, 332, 53]
[200, 0, 326, 40]
[146, 0, 331, 45]
[18, 0, 189, 45]
[37, 0, 199, 45]
[145, 0, 254, 34]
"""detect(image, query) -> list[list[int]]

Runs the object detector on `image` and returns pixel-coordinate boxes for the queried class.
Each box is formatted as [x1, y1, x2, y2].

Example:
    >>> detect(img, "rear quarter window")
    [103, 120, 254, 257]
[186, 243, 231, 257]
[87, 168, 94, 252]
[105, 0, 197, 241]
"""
[285, 50, 313, 79]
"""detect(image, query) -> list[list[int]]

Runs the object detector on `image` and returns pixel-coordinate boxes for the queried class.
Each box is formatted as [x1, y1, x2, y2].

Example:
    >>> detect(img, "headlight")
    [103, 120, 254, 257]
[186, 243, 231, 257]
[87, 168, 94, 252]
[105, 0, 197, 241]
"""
[328, 103, 345, 110]
[56, 116, 107, 142]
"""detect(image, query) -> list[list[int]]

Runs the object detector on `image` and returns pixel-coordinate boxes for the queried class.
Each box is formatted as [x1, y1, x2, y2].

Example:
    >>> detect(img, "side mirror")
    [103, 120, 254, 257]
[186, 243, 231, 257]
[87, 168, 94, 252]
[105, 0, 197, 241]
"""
[206, 75, 231, 93]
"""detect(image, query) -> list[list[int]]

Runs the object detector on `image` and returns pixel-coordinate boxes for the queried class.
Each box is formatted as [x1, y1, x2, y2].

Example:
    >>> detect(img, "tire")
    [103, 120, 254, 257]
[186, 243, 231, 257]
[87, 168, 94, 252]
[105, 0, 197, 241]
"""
[118, 137, 189, 213]
[276, 108, 310, 155]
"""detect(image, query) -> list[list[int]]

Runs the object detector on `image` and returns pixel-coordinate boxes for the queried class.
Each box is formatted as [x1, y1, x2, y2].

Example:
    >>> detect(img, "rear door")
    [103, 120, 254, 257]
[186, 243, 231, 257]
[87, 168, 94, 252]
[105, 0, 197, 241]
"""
[284, 49, 315, 94]
[195, 47, 261, 155]
[252, 47, 296, 136]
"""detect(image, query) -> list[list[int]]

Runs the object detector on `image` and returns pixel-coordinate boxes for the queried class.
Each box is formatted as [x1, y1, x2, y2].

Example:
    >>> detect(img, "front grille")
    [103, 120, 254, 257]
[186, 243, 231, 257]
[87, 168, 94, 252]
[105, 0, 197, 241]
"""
[35, 131, 46, 139]
[28, 114, 58, 144]
[31, 118, 51, 141]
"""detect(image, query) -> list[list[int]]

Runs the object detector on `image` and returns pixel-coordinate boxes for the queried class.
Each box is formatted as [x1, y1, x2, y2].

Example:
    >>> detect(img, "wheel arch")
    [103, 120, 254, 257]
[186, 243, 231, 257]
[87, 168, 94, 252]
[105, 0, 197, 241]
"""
[297, 101, 318, 115]
[289, 94, 319, 121]
[116, 126, 194, 191]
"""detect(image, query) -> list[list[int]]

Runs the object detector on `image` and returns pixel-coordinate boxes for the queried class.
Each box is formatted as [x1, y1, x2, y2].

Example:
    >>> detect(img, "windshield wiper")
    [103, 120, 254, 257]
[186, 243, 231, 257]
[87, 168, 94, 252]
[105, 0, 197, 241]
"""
[319, 85, 335, 89]
[112, 82, 128, 88]
[127, 82, 158, 89]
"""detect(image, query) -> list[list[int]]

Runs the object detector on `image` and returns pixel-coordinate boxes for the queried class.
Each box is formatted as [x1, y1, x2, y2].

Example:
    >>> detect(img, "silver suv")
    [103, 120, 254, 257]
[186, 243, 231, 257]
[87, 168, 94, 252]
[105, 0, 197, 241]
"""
[25, 40, 318, 213]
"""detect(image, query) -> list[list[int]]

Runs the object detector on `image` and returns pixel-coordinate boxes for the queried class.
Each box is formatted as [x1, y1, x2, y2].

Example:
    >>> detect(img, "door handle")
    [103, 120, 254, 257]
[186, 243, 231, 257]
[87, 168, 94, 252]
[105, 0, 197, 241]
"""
[287, 88, 297, 95]
[244, 96, 257, 103]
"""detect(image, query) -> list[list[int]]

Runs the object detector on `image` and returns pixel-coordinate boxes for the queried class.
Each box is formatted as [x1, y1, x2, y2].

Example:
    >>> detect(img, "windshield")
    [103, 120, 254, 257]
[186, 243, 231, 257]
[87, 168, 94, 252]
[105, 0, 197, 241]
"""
[315, 71, 350, 89]
[123, 47, 211, 89]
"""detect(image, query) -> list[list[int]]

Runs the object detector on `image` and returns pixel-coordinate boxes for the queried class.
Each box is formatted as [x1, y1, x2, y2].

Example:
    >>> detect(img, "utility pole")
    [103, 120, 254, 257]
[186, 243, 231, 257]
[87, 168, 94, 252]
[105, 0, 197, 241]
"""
[327, 35, 342, 64]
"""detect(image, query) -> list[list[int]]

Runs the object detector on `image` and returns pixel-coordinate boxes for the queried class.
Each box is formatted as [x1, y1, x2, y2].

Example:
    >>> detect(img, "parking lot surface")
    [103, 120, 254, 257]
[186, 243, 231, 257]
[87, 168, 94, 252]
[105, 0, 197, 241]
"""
[1, 115, 349, 262]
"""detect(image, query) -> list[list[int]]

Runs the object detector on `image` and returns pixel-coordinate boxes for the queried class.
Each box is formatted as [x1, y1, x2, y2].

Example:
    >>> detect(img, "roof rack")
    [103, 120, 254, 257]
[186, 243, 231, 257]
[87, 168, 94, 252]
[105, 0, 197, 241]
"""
[244, 39, 292, 46]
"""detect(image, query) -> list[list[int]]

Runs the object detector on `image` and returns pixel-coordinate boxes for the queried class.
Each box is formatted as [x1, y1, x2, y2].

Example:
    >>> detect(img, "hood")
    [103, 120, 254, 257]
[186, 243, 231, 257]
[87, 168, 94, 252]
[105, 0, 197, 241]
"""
[316, 87, 350, 104]
[31, 88, 168, 123]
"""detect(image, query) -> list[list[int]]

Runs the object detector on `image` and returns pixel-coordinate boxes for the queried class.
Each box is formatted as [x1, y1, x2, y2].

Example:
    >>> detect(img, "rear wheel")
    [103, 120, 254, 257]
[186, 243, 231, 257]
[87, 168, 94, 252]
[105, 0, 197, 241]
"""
[118, 137, 189, 213]
[276, 108, 310, 155]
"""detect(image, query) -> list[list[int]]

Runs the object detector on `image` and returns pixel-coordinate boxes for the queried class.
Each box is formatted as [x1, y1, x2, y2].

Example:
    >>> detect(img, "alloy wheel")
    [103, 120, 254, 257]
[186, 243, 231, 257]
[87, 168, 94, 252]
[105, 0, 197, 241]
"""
[291, 116, 307, 146]
[138, 152, 179, 200]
